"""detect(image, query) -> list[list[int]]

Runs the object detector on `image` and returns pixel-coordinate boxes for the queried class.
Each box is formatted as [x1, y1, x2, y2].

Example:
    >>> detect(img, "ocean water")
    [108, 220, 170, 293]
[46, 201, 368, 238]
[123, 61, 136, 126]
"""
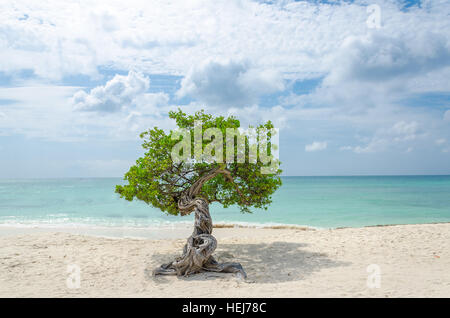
[0, 176, 450, 232]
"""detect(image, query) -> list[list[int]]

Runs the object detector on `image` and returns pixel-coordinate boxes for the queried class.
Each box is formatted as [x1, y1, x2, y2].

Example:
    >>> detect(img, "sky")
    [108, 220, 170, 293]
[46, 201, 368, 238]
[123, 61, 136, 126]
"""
[0, 0, 449, 178]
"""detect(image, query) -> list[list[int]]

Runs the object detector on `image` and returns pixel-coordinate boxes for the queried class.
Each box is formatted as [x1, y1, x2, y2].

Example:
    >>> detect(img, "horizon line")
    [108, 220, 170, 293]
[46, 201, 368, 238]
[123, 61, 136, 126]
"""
[1, 174, 450, 180]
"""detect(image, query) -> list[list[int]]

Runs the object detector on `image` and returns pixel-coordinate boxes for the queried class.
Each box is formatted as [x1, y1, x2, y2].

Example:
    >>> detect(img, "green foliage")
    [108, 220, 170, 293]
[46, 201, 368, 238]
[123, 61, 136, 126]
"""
[115, 109, 282, 215]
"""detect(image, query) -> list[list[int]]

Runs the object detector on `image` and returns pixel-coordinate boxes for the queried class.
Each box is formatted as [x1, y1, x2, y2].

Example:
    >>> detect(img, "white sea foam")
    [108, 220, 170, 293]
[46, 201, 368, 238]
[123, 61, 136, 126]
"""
[0, 217, 319, 237]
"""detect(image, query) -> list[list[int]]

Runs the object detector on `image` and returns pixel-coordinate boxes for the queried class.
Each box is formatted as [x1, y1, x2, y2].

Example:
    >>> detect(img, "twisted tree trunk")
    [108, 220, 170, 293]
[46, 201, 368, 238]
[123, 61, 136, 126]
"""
[153, 168, 247, 278]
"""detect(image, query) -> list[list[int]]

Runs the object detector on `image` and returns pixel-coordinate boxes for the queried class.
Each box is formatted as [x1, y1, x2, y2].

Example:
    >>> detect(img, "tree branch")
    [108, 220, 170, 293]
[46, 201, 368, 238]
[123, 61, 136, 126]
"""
[217, 169, 250, 206]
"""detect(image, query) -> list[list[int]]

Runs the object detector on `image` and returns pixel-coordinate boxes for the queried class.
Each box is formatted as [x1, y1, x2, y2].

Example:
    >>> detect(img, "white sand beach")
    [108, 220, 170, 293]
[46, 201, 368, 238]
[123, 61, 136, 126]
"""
[1, 223, 449, 298]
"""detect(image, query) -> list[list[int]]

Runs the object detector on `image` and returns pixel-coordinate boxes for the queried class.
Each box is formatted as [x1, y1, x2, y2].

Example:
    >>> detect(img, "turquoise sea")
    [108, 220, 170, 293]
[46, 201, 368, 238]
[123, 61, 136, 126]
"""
[0, 176, 450, 230]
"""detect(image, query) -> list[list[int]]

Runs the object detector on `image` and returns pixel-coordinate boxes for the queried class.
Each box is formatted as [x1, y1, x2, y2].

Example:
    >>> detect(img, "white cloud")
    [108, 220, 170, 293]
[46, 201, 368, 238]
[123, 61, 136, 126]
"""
[344, 121, 424, 154]
[0, 85, 80, 139]
[296, 30, 450, 119]
[72, 70, 150, 112]
[1, 0, 450, 155]
[352, 139, 389, 154]
[279, 28, 450, 157]
[305, 141, 327, 152]
[388, 121, 420, 142]
[4, 0, 449, 81]
[177, 60, 284, 107]
[339, 146, 353, 151]
[435, 138, 450, 153]
[0, 84, 174, 141]
[326, 32, 450, 86]
[225, 104, 288, 129]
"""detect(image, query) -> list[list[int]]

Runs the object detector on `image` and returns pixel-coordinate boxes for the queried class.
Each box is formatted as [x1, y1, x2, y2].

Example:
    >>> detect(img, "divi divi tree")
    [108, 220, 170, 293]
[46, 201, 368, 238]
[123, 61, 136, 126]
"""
[116, 109, 282, 278]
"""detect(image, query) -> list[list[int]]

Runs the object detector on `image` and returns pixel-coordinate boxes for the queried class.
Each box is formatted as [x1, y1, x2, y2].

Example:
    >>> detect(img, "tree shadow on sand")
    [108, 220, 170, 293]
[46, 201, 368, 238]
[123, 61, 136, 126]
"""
[148, 241, 350, 284]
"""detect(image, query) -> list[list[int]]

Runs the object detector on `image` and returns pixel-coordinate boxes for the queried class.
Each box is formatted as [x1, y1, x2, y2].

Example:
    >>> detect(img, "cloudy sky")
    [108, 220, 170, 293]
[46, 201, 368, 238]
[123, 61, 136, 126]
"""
[0, 0, 449, 177]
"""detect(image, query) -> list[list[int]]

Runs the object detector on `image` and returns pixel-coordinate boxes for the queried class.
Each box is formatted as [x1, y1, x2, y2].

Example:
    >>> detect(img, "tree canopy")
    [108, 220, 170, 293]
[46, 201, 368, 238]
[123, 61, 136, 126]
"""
[115, 109, 282, 215]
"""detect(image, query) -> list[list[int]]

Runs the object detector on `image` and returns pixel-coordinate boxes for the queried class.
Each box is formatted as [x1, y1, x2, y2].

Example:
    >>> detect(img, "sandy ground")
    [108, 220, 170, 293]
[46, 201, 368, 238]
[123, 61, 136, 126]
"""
[0, 223, 449, 297]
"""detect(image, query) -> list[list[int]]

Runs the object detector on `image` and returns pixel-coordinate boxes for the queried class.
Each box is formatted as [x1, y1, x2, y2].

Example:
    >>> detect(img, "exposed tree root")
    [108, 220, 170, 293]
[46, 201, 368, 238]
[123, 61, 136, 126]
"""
[153, 169, 247, 278]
